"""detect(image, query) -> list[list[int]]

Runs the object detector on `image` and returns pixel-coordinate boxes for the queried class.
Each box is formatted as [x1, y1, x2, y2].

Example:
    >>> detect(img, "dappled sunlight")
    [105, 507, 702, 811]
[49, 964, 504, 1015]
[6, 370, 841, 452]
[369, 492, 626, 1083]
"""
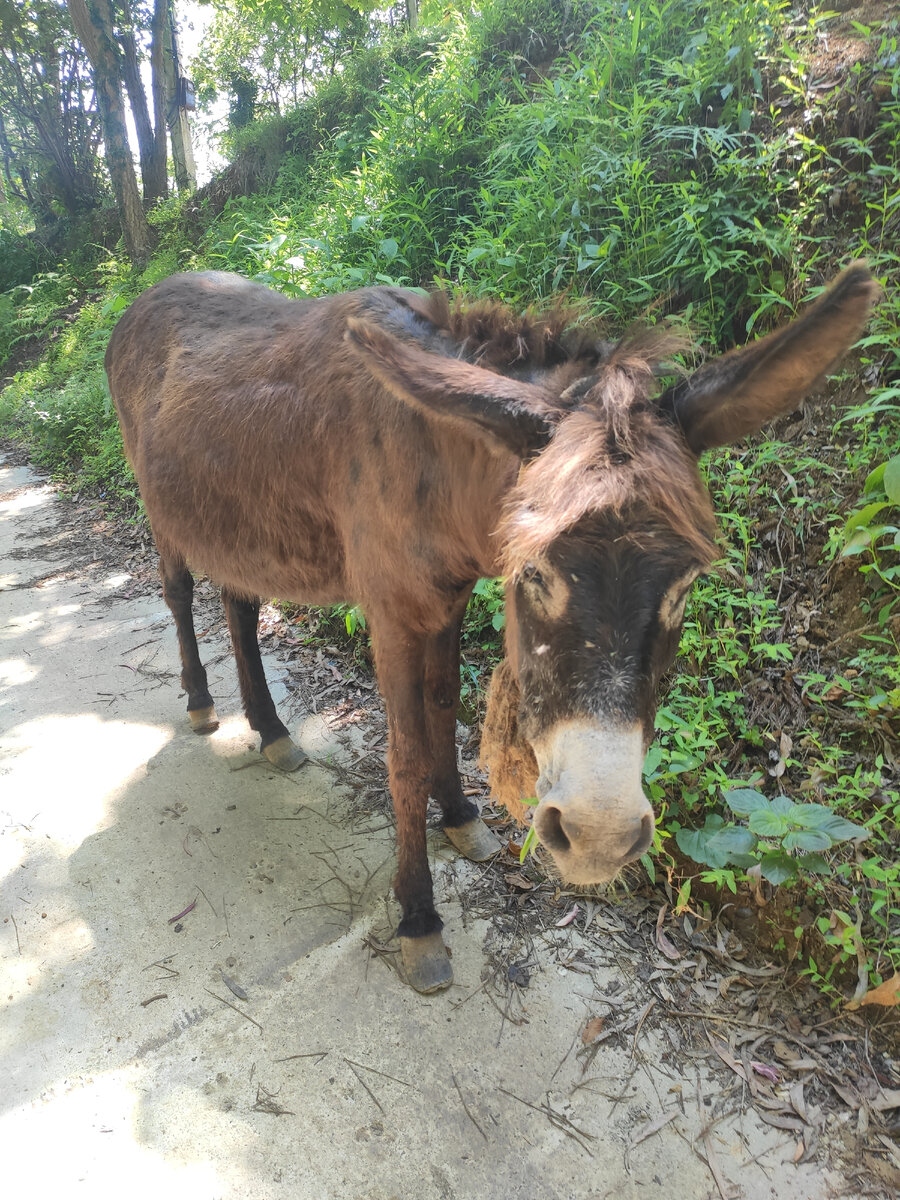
[0, 607, 45, 639]
[101, 572, 132, 590]
[0, 486, 53, 519]
[0, 712, 171, 853]
[0, 657, 38, 688]
[37, 600, 86, 648]
[1, 1070, 226, 1197]
[0, 916, 95, 997]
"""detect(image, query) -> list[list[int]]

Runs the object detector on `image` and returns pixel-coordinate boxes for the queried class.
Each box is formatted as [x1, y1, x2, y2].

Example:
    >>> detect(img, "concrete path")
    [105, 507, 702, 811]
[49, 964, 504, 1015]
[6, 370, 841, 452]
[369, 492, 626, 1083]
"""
[0, 454, 850, 1199]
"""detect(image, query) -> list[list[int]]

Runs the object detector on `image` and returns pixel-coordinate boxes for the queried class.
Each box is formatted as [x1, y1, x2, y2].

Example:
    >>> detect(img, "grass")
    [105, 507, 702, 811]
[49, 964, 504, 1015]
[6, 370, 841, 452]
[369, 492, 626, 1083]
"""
[1, 0, 898, 1002]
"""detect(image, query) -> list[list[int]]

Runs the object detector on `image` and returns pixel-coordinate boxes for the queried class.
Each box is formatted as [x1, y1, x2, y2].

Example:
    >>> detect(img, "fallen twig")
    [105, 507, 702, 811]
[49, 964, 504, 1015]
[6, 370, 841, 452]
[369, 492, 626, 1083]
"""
[205, 988, 263, 1032]
[452, 1072, 488, 1142]
[275, 1051, 329, 1064]
[499, 1087, 595, 1157]
[629, 1108, 678, 1147]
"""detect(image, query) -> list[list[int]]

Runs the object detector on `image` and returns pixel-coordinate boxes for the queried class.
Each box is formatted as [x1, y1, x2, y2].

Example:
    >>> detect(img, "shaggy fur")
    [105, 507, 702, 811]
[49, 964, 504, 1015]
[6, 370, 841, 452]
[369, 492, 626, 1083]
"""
[480, 658, 540, 825]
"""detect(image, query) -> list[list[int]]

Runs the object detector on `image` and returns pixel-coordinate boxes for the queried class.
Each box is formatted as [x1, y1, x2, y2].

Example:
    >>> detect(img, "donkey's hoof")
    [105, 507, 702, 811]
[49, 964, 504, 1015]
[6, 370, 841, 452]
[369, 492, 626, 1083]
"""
[262, 736, 308, 772]
[444, 817, 501, 862]
[189, 705, 219, 734]
[400, 933, 453, 994]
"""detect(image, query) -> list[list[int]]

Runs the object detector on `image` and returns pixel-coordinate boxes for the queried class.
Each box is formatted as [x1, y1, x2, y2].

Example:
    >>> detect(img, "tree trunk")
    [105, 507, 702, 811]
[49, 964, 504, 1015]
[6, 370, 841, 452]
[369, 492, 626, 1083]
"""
[118, 0, 166, 202]
[149, 0, 169, 195]
[67, 0, 152, 265]
[161, 1, 196, 192]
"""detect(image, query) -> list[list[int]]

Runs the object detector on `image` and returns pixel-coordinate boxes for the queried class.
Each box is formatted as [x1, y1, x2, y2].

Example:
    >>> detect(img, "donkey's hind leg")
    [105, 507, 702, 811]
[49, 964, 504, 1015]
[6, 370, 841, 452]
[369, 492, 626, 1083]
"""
[222, 589, 307, 772]
[159, 556, 219, 733]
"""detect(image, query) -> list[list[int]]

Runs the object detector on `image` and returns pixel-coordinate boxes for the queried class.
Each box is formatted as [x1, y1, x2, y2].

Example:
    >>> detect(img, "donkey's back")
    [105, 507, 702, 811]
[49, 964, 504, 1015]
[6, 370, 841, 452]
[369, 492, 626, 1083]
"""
[106, 271, 497, 610]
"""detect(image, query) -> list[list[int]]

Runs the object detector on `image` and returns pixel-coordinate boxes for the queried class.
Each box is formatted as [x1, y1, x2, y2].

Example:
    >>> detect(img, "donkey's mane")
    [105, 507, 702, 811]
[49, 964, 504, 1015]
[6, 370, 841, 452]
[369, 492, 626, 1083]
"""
[419, 290, 606, 371]
[497, 326, 719, 570]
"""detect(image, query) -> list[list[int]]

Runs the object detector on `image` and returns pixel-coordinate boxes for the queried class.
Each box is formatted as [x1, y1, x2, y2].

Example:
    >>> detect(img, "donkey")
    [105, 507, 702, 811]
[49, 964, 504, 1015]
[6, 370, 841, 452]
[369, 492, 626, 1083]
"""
[105, 264, 876, 992]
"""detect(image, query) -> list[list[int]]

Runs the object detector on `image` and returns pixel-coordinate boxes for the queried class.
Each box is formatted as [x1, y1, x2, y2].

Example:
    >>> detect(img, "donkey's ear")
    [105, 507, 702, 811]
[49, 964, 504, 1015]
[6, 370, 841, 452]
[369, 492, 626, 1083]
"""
[660, 264, 880, 455]
[345, 317, 561, 458]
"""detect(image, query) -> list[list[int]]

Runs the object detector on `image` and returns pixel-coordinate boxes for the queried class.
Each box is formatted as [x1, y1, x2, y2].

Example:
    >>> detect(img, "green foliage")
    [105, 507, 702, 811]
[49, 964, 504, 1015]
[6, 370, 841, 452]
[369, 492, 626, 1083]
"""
[675, 787, 869, 885]
[842, 454, 900, 612]
[0, 228, 46, 292]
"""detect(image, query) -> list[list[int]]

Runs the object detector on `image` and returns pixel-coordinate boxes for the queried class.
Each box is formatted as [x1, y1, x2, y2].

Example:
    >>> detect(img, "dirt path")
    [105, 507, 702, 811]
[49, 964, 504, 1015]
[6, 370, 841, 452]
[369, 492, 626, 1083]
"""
[0, 453, 891, 1200]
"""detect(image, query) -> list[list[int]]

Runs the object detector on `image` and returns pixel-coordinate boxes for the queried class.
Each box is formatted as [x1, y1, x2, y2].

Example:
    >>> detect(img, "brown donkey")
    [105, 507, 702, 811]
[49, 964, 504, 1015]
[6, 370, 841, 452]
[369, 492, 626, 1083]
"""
[105, 265, 877, 992]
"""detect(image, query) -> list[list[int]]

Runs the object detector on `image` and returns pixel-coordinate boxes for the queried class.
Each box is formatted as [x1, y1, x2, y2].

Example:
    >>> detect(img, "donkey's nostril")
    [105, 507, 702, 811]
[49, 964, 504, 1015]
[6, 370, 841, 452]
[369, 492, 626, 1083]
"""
[625, 812, 654, 860]
[535, 805, 571, 854]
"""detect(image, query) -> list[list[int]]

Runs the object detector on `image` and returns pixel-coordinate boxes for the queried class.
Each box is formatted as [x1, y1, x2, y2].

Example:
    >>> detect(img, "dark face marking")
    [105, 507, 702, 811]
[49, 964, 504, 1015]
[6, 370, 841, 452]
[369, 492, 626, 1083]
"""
[511, 517, 701, 745]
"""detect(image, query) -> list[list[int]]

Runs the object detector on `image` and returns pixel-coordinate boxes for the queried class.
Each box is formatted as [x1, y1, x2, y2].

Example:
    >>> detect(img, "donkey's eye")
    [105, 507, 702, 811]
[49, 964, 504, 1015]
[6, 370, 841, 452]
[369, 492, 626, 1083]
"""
[522, 563, 545, 589]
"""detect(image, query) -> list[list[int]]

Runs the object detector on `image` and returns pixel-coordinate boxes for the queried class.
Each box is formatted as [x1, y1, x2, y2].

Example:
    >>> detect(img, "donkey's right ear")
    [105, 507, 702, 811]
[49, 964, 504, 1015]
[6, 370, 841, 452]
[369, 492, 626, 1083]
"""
[345, 317, 562, 459]
[660, 264, 880, 456]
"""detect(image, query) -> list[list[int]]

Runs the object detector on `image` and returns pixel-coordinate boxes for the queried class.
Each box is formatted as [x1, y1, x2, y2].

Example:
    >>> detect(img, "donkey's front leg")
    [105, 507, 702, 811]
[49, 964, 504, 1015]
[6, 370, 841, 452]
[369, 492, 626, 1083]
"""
[425, 594, 501, 862]
[370, 617, 452, 994]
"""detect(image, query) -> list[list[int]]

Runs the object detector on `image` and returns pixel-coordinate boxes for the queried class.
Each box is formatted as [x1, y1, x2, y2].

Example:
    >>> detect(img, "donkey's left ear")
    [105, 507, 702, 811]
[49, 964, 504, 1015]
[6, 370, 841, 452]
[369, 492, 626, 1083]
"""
[660, 263, 880, 456]
[345, 317, 562, 458]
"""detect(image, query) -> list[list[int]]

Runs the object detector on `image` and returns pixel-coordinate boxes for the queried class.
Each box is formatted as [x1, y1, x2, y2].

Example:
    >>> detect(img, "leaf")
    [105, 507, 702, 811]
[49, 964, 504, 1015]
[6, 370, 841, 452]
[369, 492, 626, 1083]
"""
[863, 461, 887, 494]
[771, 795, 794, 815]
[749, 810, 790, 837]
[724, 787, 769, 816]
[790, 805, 868, 841]
[504, 871, 533, 891]
[884, 454, 900, 503]
[655, 904, 681, 961]
[796, 852, 830, 873]
[676, 817, 730, 867]
[782, 829, 832, 852]
[643, 744, 664, 777]
[751, 1061, 780, 1083]
[555, 904, 580, 927]
[706, 1033, 748, 1081]
[846, 973, 900, 1010]
[582, 1016, 606, 1044]
[219, 969, 249, 1001]
[706, 825, 757, 857]
[844, 501, 888, 539]
[378, 237, 399, 260]
[759, 852, 798, 885]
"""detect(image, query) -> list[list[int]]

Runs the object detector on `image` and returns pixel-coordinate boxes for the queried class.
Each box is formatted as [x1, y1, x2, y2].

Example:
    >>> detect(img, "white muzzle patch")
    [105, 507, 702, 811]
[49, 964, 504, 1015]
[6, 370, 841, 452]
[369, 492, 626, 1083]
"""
[531, 719, 654, 884]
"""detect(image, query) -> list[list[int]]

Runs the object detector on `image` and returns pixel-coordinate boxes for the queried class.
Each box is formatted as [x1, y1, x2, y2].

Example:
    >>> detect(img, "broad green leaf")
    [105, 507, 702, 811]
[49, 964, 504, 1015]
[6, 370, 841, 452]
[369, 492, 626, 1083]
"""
[789, 802, 837, 827]
[379, 238, 399, 260]
[797, 853, 830, 874]
[771, 795, 794, 815]
[759, 852, 798, 884]
[818, 815, 869, 842]
[844, 502, 888, 538]
[643, 745, 664, 776]
[724, 788, 769, 816]
[749, 809, 789, 837]
[883, 454, 900, 503]
[863, 461, 887, 493]
[782, 829, 832, 852]
[707, 826, 757, 856]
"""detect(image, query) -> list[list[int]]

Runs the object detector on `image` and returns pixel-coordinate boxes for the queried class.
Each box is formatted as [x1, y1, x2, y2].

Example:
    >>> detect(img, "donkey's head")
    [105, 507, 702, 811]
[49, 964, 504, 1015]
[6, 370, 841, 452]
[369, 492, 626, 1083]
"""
[347, 265, 878, 884]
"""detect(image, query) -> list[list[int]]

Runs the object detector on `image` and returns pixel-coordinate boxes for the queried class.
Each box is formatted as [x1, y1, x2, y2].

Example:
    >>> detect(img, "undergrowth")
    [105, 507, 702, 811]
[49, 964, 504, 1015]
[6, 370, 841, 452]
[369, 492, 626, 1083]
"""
[1, 0, 898, 1002]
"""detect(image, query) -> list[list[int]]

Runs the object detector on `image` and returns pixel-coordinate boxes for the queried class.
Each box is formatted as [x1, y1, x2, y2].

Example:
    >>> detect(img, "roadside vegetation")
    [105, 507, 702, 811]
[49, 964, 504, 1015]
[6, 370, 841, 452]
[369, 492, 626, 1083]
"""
[1, 0, 897, 1007]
